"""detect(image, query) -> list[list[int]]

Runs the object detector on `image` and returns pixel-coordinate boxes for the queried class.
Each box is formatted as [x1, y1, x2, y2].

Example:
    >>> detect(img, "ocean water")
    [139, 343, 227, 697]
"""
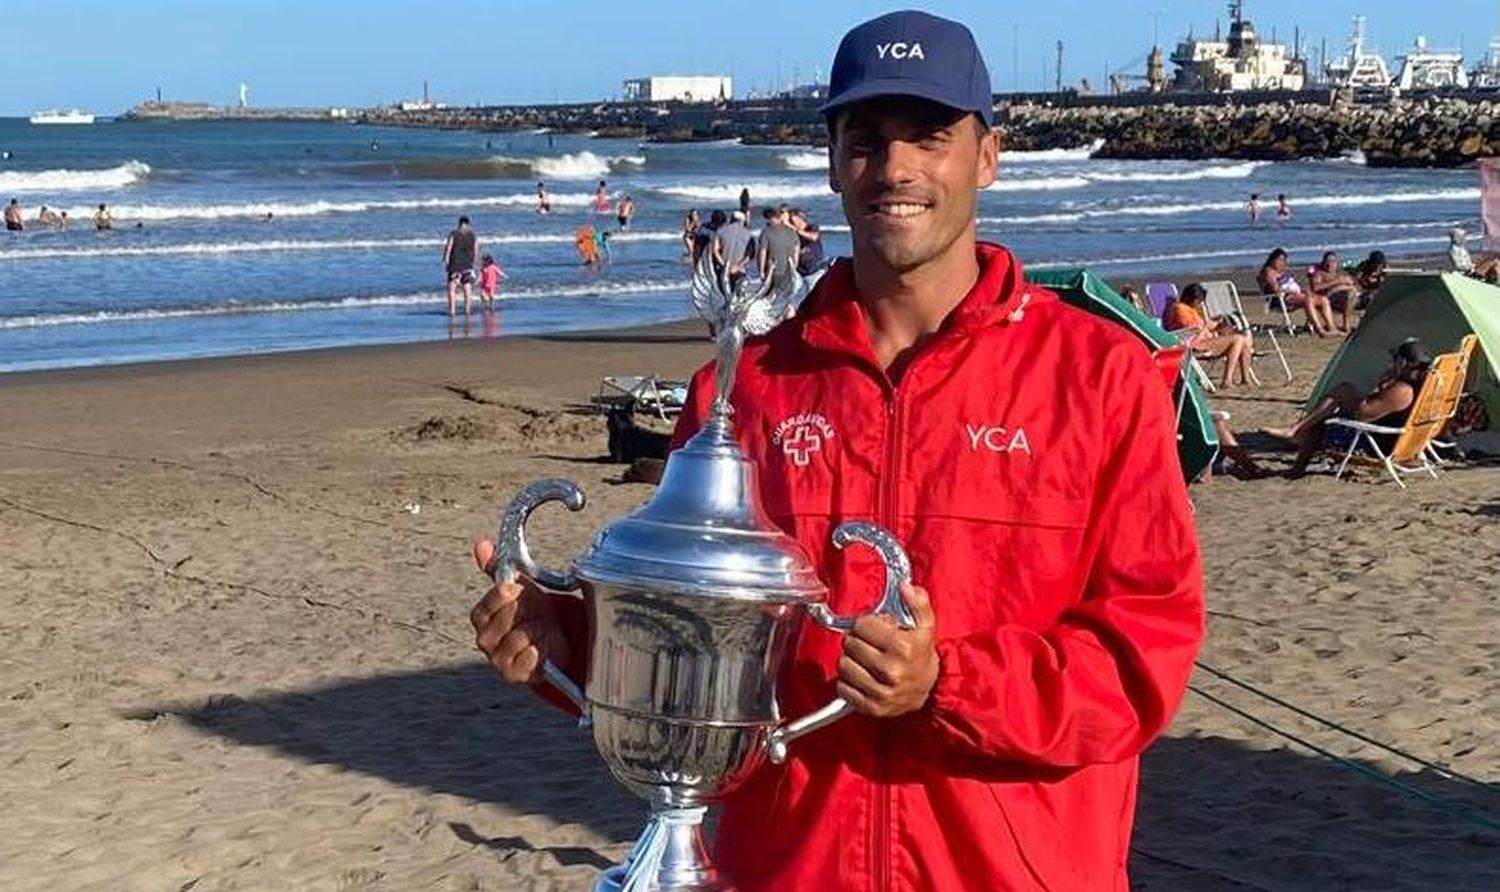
[0, 118, 1481, 372]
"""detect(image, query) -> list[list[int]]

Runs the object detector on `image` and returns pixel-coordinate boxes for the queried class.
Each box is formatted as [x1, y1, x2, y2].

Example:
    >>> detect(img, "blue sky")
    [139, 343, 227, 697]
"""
[1, 1, 1490, 114]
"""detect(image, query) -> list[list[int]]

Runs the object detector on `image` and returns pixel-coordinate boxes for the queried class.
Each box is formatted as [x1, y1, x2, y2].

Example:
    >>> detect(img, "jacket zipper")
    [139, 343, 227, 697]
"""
[875, 391, 903, 891]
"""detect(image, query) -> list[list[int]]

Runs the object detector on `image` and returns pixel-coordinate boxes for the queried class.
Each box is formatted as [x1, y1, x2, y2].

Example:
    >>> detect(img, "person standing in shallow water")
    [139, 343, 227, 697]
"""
[442, 215, 478, 317]
[469, 10, 1202, 891]
[1247, 192, 1261, 223]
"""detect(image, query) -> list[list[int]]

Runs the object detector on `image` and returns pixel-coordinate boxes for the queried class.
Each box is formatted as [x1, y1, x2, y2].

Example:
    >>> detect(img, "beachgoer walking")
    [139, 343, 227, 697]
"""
[92, 203, 112, 231]
[1247, 192, 1261, 224]
[1275, 193, 1291, 222]
[788, 207, 826, 279]
[693, 209, 724, 266]
[681, 209, 700, 260]
[470, 12, 1202, 891]
[756, 205, 801, 288]
[536, 181, 551, 214]
[4, 199, 23, 231]
[575, 224, 601, 265]
[478, 254, 505, 312]
[443, 215, 478, 317]
[616, 195, 634, 229]
[711, 209, 753, 288]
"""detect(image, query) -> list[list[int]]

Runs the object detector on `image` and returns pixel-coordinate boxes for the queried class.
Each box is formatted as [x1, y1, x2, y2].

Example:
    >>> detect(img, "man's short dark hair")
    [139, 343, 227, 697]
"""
[458, 215, 470, 226]
[763, 207, 778, 220]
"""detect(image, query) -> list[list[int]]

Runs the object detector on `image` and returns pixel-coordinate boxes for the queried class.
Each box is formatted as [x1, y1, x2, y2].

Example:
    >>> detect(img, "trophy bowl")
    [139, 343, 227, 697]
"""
[485, 256, 913, 891]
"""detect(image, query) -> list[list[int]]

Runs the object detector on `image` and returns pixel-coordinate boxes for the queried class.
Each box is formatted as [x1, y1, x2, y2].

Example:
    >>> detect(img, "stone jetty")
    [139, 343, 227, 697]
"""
[125, 93, 1500, 168]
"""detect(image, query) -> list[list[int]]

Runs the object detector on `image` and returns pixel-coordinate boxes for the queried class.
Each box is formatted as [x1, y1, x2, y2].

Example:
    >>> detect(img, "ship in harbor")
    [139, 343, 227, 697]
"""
[1168, 1, 1306, 92]
[1471, 38, 1500, 90]
[28, 108, 96, 125]
[1325, 16, 1392, 90]
[1393, 35, 1468, 91]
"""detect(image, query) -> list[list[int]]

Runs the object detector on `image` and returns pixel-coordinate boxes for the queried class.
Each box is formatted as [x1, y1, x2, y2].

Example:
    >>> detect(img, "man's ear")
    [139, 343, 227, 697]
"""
[975, 121, 1000, 190]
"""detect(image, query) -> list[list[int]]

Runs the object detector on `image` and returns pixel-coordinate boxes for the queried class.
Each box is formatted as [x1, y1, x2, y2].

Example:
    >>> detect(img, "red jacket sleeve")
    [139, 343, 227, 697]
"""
[669, 363, 717, 449]
[920, 343, 1205, 768]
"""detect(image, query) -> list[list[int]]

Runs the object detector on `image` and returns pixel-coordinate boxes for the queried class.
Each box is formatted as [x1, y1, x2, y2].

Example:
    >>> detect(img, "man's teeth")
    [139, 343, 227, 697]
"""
[876, 203, 928, 217]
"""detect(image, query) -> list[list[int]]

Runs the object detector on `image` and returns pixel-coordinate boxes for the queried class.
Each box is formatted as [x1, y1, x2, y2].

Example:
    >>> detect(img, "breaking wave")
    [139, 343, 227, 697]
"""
[979, 187, 1482, 226]
[655, 181, 835, 202]
[780, 151, 827, 171]
[341, 151, 645, 181]
[1085, 161, 1269, 183]
[0, 161, 151, 193]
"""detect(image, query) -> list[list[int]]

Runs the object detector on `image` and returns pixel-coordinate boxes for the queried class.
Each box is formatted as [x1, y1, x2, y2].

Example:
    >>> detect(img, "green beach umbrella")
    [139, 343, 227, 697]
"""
[1026, 268, 1220, 482]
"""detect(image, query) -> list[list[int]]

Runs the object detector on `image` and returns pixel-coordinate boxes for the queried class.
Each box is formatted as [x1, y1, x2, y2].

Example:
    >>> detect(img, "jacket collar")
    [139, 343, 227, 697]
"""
[797, 242, 1038, 360]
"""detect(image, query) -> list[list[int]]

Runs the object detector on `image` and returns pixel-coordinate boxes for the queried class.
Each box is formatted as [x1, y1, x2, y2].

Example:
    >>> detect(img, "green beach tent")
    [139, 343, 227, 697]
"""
[1026, 268, 1220, 482]
[1306, 272, 1500, 416]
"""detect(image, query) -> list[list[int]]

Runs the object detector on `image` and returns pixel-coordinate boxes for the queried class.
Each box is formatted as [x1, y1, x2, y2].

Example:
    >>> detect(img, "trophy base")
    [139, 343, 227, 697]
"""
[593, 805, 735, 891]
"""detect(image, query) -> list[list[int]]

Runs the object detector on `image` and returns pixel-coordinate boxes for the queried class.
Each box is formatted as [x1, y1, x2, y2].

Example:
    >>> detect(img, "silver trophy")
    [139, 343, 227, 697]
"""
[489, 255, 913, 891]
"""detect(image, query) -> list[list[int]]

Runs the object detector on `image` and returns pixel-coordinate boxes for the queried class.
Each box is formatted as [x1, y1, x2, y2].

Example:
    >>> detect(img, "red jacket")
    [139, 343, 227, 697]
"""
[667, 243, 1203, 891]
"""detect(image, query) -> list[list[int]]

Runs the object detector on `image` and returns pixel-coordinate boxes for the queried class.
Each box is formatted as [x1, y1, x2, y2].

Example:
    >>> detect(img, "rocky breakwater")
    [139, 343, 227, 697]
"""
[998, 97, 1500, 168]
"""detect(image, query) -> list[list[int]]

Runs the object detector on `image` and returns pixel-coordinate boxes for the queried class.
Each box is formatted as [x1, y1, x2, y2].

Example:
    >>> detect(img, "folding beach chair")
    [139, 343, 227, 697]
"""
[1259, 288, 1303, 334]
[1325, 346, 1470, 489]
[595, 375, 686, 421]
[1425, 334, 1479, 465]
[1201, 279, 1292, 382]
[1143, 281, 1178, 324]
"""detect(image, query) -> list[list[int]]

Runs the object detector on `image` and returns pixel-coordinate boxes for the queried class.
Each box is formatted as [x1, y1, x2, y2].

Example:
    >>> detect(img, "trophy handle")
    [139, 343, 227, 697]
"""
[764, 522, 913, 764]
[494, 479, 591, 718]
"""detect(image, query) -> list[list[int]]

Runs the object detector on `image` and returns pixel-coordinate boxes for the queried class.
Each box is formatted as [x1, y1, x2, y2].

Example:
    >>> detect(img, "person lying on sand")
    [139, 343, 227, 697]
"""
[1261, 338, 1431, 477]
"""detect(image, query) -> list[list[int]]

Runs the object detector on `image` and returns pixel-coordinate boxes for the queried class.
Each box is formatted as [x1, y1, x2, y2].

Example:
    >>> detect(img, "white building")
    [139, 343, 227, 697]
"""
[622, 76, 732, 103]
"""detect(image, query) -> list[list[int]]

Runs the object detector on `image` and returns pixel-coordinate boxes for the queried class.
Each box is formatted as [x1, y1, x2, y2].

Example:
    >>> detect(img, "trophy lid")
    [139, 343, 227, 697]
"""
[574, 414, 826, 603]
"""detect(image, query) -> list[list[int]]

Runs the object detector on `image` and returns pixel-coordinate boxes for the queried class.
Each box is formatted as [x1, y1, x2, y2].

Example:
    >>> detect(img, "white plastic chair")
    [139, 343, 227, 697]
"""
[1202, 279, 1292, 382]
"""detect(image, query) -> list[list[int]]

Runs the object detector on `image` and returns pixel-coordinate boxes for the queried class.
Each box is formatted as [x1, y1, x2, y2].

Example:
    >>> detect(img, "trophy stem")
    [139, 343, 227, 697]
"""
[594, 804, 733, 892]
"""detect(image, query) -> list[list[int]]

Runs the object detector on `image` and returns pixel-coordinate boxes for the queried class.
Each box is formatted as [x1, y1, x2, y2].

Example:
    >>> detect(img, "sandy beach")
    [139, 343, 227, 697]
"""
[2, 295, 1497, 890]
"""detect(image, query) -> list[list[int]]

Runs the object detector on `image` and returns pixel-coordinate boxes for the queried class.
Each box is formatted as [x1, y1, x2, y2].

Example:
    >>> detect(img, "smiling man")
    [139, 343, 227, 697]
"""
[471, 10, 1203, 891]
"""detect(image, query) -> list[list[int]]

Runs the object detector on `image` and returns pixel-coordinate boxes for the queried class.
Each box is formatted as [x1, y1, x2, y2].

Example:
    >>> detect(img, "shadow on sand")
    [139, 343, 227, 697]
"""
[153, 665, 1499, 888]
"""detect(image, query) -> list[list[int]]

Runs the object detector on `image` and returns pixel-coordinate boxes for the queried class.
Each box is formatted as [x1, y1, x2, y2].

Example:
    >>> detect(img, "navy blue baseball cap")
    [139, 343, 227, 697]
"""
[820, 10, 994, 126]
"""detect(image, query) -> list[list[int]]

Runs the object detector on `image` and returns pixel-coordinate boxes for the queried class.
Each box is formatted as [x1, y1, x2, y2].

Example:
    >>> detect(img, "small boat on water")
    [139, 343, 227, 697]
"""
[29, 108, 96, 125]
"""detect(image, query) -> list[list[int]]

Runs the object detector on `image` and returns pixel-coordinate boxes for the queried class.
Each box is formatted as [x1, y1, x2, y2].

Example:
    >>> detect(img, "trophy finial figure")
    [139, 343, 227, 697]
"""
[689, 246, 805, 419]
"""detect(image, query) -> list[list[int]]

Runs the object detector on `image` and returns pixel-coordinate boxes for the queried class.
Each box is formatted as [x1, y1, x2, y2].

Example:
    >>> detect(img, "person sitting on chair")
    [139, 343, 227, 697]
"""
[1354, 250, 1387, 310]
[1309, 250, 1360, 333]
[1449, 227, 1500, 284]
[1163, 283, 1255, 388]
[1261, 338, 1431, 477]
[1257, 247, 1334, 335]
